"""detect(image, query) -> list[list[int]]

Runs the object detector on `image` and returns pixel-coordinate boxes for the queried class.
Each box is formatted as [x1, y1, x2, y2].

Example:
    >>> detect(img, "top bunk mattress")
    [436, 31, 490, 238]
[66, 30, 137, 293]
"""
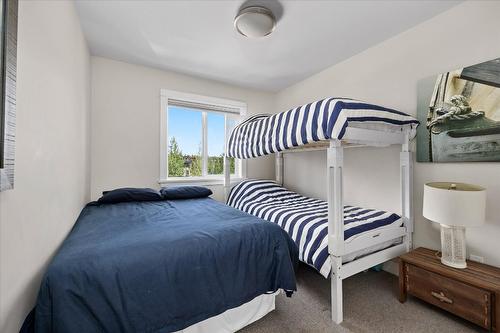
[227, 97, 419, 159]
[227, 179, 403, 278]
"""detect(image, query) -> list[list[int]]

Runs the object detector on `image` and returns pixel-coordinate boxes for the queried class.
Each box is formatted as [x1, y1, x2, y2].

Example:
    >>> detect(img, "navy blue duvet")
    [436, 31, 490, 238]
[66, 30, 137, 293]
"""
[32, 198, 298, 333]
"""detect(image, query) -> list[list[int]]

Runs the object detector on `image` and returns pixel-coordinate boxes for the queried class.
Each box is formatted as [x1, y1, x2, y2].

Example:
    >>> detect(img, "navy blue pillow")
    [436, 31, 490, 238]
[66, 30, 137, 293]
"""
[98, 188, 162, 204]
[160, 186, 213, 200]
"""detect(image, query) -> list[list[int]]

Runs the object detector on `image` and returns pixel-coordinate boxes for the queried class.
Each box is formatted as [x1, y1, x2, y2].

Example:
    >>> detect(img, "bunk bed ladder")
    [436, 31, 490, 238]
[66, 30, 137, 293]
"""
[327, 139, 344, 324]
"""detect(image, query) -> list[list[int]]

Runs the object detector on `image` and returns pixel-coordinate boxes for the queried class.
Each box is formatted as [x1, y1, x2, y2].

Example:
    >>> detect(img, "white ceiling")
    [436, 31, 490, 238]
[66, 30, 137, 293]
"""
[75, 0, 460, 92]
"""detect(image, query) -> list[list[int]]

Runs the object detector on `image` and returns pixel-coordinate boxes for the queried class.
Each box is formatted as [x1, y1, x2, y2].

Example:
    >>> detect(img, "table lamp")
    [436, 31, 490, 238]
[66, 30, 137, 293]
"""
[423, 182, 486, 269]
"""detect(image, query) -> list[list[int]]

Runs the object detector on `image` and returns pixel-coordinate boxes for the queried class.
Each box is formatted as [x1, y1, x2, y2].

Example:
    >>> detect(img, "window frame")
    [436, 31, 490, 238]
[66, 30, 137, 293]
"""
[159, 89, 247, 186]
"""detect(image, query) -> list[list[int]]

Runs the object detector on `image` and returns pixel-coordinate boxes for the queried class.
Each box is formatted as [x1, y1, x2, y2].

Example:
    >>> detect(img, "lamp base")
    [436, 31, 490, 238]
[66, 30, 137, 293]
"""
[440, 224, 467, 269]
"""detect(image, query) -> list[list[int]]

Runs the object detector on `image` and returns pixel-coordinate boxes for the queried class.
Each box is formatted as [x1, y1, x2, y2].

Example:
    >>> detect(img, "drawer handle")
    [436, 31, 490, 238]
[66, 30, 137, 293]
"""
[431, 291, 453, 304]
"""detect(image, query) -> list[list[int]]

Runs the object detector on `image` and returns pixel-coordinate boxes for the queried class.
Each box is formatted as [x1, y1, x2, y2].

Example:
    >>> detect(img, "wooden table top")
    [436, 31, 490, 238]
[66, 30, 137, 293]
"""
[400, 247, 500, 291]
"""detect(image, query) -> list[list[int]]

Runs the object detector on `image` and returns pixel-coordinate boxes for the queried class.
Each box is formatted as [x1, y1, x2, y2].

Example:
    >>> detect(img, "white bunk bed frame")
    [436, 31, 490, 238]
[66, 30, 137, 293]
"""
[223, 126, 413, 325]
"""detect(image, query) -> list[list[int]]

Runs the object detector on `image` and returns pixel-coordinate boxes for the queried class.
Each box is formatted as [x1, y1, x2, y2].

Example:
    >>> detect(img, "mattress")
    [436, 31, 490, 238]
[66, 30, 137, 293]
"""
[228, 179, 403, 278]
[227, 97, 419, 159]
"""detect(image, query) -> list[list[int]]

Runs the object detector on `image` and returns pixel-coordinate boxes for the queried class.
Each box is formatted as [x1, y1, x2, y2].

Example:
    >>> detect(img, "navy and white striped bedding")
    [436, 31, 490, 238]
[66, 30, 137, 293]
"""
[227, 179, 402, 278]
[227, 97, 419, 159]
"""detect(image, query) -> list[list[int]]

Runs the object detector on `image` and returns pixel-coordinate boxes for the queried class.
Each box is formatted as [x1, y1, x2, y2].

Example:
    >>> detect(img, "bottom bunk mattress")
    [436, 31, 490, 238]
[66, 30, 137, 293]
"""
[227, 179, 403, 278]
[30, 196, 298, 333]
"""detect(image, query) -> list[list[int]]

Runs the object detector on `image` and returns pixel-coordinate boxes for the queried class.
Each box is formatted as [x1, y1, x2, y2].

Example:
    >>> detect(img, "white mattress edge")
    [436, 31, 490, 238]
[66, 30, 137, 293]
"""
[174, 292, 278, 333]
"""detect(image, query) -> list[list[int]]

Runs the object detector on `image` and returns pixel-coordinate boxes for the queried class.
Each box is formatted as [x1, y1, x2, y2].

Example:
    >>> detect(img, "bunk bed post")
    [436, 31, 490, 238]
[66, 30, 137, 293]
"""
[400, 132, 413, 251]
[327, 139, 344, 324]
[224, 154, 230, 202]
[223, 112, 231, 202]
[275, 152, 284, 185]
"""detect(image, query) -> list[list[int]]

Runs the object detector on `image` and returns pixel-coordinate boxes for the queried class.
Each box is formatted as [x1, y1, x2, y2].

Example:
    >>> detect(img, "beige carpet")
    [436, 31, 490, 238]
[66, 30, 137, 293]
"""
[241, 264, 484, 333]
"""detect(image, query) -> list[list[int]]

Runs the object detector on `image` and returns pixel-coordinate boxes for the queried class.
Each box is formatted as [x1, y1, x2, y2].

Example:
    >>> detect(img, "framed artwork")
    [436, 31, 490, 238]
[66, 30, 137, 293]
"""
[417, 57, 500, 162]
[0, 0, 18, 191]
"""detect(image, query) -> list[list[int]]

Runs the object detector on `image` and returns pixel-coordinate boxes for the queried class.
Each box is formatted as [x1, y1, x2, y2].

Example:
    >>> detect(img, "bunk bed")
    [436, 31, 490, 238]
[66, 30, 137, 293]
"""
[223, 97, 419, 324]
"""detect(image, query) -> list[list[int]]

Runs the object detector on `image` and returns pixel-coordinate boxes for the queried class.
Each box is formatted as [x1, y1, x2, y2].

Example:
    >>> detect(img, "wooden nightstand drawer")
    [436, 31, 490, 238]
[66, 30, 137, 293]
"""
[405, 263, 491, 329]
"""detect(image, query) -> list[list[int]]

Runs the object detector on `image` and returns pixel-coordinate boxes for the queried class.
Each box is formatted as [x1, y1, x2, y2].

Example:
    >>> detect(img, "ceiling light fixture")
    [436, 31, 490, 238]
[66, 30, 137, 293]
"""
[234, 6, 276, 38]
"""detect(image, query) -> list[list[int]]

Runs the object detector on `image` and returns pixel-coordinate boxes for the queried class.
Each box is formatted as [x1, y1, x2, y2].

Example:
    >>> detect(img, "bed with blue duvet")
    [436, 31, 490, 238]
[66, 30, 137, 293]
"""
[28, 188, 298, 333]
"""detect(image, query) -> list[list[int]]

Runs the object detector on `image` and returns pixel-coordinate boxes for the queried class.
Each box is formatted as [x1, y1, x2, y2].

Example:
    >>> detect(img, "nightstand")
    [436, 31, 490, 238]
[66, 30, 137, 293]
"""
[399, 247, 500, 331]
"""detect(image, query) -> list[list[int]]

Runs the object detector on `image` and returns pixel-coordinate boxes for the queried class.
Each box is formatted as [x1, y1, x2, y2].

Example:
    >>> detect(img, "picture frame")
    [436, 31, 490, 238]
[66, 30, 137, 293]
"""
[417, 57, 500, 163]
[0, 0, 18, 191]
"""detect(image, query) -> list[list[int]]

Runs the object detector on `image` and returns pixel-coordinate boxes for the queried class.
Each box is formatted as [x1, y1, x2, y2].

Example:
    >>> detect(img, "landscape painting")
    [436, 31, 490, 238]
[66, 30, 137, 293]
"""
[416, 57, 500, 162]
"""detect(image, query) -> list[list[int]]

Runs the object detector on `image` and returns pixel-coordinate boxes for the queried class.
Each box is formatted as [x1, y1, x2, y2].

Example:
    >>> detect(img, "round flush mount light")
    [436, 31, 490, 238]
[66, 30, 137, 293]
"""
[234, 6, 276, 38]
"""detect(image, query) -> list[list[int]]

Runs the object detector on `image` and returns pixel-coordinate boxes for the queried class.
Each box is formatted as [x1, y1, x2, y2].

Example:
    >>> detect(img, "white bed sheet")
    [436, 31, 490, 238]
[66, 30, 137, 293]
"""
[174, 292, 278, 333]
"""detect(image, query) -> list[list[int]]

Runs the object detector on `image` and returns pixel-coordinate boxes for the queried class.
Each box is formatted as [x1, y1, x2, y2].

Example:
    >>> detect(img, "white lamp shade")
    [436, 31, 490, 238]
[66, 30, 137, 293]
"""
[423, 182, 486, 227]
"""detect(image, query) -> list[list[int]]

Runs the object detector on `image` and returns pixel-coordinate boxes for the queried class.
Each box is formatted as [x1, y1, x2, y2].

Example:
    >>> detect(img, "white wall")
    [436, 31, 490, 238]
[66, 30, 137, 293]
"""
[0, 2, 90, 332]
[1, 2, 498, 331]
[275, 1, 500, 266]
[90, 57, 275, 201]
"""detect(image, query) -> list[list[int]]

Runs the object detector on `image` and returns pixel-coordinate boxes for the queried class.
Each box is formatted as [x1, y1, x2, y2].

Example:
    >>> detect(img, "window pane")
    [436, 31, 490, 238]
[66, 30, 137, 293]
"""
[168, 106, 202, 177]
[207, 112, 225, 175]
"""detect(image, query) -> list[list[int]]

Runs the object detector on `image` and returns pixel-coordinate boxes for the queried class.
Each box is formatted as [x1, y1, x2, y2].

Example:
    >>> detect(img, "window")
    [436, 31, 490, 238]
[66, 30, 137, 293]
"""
[160, 90, 246, 184]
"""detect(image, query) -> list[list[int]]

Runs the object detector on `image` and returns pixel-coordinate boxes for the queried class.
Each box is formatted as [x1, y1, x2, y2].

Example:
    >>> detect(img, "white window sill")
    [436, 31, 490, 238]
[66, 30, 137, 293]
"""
[159, 177, 245, 187]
